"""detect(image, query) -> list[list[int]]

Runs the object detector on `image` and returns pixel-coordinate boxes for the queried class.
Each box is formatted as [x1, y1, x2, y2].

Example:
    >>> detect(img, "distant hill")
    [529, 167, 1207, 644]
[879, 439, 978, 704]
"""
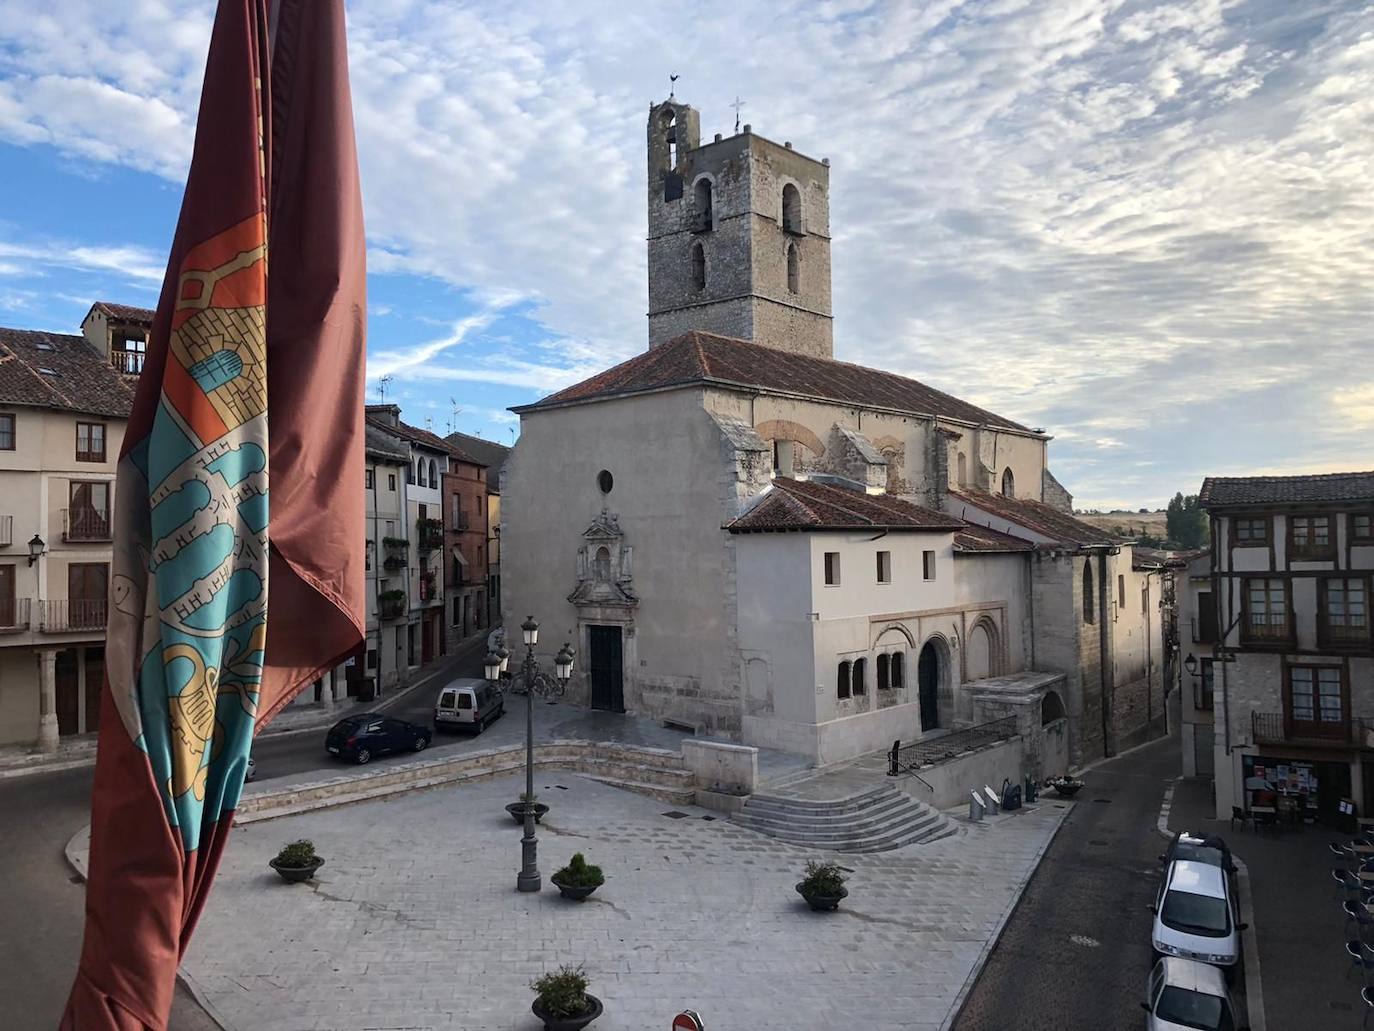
[1076, 509, 1168, 539]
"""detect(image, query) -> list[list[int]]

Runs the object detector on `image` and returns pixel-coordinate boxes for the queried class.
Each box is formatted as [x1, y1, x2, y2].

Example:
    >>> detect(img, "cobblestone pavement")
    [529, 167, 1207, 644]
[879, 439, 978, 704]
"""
[183, 773, 1066, 1030]
[952, 735, 1186, 1031]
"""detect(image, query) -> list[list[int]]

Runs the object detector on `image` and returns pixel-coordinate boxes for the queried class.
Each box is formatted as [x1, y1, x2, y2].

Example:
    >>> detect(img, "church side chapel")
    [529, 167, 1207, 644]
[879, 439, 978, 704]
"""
[503, 97, 1171, 771]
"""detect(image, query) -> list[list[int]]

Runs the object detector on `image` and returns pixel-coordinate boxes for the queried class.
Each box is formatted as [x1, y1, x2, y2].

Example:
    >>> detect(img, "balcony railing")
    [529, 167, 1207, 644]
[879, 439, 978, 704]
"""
[417, 518, 444, 551]
[111, 350, 145, 375]
[455, 511, 471, 531]
[40, 599, 108, 632]
[0, 514, 10, 547]
[1319, 622, 1372, 651]
[0, 598, 31, 632]
[379, 594, 406, 620]
[63, 507, 112, 542]
[1251, 711, 1374, 748]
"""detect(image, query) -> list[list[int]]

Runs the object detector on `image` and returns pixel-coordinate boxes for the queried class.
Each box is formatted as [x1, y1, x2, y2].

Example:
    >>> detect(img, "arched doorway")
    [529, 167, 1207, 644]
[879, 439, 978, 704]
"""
[917, 641, 941, 731]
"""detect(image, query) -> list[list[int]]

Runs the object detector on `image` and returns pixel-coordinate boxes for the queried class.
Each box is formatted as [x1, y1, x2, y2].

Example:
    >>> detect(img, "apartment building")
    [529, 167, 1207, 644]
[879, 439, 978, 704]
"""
[0, 308, 143, 748]
[1200, 472, 1374, 823]
[442, 447, 489, 649]
[445, 431, 509, 627]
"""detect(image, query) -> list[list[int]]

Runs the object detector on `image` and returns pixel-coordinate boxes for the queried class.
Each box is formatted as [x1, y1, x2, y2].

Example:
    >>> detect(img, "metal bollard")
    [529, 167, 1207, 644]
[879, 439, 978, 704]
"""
[969, 791, 986, 822]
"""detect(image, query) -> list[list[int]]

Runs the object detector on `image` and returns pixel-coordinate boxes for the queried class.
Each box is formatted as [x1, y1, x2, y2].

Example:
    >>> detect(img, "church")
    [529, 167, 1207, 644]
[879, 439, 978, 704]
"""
[502, 98, 1172, 771]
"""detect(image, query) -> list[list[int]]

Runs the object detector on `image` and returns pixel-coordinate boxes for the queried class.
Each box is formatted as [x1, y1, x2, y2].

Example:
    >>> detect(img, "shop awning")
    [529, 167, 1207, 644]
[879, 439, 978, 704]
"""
[452, 546, 467, 566]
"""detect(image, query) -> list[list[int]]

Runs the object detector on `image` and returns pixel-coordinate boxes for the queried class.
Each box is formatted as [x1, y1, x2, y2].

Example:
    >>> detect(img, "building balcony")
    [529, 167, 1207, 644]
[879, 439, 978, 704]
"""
[40, 599, 108, 632]
[63, 507, 112, 542]
[1251, 711, 1374, 749]
[111, 350, 145, 376]
[416, 518, 444, 552]
[0, 598, 31, 632]
[1318, 624, 1373, 653]
[378, 593, 406, 620]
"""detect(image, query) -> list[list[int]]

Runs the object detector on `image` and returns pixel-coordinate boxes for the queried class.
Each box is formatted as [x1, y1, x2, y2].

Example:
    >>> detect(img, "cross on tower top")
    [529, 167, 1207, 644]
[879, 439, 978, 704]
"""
[731, 96, 746, 133]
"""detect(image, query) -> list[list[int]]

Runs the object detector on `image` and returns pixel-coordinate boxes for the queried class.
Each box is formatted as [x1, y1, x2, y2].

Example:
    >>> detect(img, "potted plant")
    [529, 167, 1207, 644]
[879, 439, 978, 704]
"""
[1047, 775, 1085, 798]
[551, 853, 604, 902]
[530, 964, 602, 1030]
[795, 859, 848, 911]
[269, 839, 325, 883]
[506, 791, 550, 825]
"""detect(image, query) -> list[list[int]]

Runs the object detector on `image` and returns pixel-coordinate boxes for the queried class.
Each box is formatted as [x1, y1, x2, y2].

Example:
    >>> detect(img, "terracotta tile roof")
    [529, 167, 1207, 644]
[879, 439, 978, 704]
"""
[90, 301, 156, 325]
[1131, 546, 1190, 570]
[526, 331, 1033, 433]
[364, 423, 409, 463]
[727, 477, 966, 533]
[953, 524, 1035, 554]
[1199, 472, 1374, 508]
[0, 326, 135, 418]
[365, 408, 476, 462]
[948, 488, 1122, 549]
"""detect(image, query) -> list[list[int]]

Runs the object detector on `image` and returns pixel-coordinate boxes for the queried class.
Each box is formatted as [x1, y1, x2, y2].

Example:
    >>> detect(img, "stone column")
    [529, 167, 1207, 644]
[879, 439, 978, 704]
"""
[36, 649, 59, 753]
[320, 668, 335, 709]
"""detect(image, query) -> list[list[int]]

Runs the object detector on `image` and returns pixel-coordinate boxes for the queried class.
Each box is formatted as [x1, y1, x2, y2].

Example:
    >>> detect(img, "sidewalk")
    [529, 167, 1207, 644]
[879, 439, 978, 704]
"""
[1169, 777, 1355, 1029]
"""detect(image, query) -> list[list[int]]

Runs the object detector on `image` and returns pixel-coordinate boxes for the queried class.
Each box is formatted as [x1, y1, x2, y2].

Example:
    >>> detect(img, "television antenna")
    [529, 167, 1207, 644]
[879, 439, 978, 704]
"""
[377, 374, 393, 403]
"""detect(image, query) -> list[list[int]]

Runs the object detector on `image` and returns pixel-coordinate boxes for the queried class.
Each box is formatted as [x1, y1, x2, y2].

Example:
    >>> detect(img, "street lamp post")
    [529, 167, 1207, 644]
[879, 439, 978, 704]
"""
[485, 617, 574, 893]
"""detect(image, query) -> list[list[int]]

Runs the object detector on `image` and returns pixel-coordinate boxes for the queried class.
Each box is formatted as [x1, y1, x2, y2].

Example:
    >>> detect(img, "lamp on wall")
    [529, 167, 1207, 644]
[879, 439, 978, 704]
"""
[27, 534, 45, 566]
[1183, 653, 1198, 677]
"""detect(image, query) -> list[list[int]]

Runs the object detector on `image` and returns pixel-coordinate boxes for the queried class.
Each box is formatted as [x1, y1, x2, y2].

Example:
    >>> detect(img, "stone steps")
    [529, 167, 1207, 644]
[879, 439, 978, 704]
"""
[237, 739, 696, 823]
[731, 784, 956, 853]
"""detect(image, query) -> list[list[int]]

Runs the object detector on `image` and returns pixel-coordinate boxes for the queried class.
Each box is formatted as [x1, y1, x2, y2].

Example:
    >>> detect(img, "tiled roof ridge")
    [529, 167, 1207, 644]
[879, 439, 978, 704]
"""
[366, 414, 480, 463]
[779, 478, 882, 527]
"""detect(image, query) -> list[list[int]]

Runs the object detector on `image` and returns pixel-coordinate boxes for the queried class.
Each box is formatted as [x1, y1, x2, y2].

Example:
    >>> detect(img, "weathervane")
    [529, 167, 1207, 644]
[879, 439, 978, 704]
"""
[669, 73, 679, 100]
[731, 95, 746, 133]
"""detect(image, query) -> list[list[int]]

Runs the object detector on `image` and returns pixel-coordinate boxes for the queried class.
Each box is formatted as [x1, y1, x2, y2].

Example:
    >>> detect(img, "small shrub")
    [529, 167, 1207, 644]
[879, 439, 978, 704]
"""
[554, 853, 605, 888]
[378, 588, 405, 602]
[799, 860, 846, 896]
[273, 840, 318, 868]
[531, 964, 591, 1019]
[519, 791, 539, 803]
[381, 536, 408, 548]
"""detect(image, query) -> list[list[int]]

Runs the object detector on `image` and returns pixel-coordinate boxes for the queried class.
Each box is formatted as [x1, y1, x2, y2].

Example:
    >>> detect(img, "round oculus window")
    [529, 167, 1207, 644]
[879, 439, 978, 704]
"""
[597, 469, 614, 494]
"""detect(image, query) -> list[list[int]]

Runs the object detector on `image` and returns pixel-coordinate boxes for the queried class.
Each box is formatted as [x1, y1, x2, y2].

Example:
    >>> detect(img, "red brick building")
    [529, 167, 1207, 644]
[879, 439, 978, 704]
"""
[444, 449, 489, 647]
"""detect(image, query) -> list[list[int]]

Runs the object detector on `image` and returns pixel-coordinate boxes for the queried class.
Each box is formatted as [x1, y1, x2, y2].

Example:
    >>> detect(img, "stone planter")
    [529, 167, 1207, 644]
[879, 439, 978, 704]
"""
[1049, 779, 1084, 798]
[796, 882, 848, 912]
[507, 801, 549, 825]
[551, 875, 601, 902]
[269, 856, 325, 884]
[532, 993, 603, 1030]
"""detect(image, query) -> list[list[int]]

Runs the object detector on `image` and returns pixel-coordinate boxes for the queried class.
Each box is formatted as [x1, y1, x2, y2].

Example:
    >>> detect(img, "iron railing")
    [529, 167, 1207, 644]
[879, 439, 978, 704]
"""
[0, 597, 31, 631]
[379, 594, 406, 620]
[1251, 711, 1373, 748]
[416, 518, 444, 551]
[63, 507, 111, 541]
[889, 715, 1020, 776]
[40, 599, 107, 632]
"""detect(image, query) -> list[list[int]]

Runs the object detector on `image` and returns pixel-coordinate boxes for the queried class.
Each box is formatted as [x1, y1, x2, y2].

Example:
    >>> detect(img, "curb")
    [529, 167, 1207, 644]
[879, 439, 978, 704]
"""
[941, 800, 1073, 1030]
[1154, 777, 1265, 1031]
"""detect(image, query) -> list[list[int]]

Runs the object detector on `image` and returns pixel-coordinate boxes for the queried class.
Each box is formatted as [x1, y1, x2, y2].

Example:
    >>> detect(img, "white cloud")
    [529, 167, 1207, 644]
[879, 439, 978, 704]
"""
[0, 0, 1371, 507]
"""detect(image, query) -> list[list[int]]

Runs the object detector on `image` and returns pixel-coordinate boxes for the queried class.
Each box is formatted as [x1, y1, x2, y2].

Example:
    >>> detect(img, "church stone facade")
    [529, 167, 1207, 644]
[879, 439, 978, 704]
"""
[502, 98, 1170, 769]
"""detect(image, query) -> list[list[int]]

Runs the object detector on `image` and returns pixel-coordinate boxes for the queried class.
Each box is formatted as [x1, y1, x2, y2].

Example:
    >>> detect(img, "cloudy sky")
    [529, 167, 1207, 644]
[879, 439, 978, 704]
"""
[0, 0, 1370, 509]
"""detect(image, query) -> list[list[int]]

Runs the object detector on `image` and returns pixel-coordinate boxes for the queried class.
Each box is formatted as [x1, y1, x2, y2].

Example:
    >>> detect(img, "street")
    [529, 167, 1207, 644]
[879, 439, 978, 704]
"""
[0, 636, 486, 1031]
[954, 735, 1185, 1030]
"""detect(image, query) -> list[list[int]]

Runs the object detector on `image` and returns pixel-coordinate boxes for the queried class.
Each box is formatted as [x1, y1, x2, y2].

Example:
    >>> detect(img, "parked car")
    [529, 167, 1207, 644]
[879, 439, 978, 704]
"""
[1150, 859, 1246, 982]
[325, 714, 431, 764]
[434, 678, 504, 733]
[1142, 956, 1245, 1030]
[1159, 832, 1237, 881]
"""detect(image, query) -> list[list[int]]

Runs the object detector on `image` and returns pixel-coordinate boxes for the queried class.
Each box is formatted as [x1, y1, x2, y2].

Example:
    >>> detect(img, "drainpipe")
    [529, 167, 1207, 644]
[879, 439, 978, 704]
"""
[1099, 549, 1113, 758]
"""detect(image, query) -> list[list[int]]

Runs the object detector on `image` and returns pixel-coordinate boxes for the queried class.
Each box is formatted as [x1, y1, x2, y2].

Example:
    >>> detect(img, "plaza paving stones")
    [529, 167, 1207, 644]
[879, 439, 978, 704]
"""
[183, 774, 1067, 1030]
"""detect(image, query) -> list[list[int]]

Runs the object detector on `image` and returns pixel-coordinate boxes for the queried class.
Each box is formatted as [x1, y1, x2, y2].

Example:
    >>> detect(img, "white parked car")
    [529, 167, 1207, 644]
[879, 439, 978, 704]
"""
[1150, 859, 1245, 981]
[1142, 956, 1245, 1030]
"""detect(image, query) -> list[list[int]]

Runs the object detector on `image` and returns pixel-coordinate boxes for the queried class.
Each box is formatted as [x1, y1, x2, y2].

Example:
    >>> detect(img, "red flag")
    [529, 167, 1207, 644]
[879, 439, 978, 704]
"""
[62, 1, 365, 1026]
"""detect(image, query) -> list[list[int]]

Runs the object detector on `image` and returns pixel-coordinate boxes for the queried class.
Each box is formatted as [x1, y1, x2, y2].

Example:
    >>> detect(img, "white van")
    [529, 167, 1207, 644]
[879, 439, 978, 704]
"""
[435, 677, 504, 733]
[1150, 860, 1245, 982]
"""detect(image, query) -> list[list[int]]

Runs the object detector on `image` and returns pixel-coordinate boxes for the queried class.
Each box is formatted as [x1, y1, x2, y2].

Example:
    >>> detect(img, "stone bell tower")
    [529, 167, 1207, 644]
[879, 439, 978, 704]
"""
[645, 98, 833, 359]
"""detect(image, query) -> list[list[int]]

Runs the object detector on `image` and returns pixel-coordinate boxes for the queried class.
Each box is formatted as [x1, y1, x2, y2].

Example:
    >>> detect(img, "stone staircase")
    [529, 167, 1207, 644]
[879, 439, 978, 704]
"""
[731, 783, 956, 852]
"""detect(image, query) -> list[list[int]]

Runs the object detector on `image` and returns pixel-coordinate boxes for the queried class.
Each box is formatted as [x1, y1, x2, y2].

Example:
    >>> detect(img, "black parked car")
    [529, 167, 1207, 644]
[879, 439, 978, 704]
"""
[325, 713, 431, 765]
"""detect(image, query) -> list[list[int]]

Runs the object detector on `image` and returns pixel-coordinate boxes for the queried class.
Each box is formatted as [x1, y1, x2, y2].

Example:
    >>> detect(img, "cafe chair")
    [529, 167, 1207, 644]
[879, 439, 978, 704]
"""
[1345, 901, 1374, 942]
[1231, 806, 1251, 832]
[1336, 869, 1364, 902]
[1362, 984, 1374, 1027]
[1347, 941, 1374, 981]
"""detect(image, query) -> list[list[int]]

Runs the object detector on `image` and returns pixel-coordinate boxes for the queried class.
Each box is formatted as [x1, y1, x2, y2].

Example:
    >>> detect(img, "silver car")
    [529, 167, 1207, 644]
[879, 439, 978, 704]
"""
[1142, 956, 1245, 1030]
